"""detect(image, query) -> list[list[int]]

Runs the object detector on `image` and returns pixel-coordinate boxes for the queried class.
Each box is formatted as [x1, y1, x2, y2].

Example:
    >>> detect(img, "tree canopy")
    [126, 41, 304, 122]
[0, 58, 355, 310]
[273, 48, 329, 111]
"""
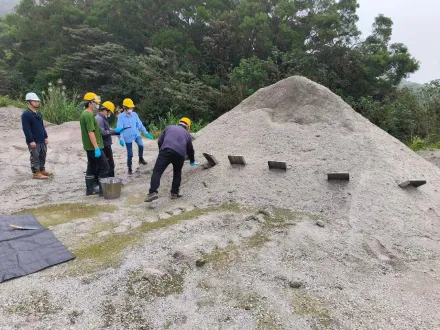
[0, 0, 429, 144]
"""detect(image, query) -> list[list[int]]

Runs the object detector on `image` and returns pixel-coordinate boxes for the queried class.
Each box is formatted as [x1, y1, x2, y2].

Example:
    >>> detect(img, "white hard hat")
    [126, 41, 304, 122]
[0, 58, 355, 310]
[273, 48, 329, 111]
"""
[25, 92, 41, 101]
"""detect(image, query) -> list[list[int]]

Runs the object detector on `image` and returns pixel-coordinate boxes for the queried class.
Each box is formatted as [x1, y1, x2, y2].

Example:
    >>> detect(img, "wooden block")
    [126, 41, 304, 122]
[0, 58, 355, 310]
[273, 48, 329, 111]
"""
[228, 155, 246, 166]
[398, 180, 426, 188]
[327, 173, 350, 181]
[203, 153, 218, 167]
[268, 161, 287, 171]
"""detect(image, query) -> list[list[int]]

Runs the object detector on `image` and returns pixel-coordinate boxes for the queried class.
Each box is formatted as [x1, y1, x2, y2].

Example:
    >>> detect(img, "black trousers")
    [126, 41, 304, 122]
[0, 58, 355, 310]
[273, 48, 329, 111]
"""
[149, 148, 185, 194]
[103, 145, 115, 177]
[28, 142, 47, 173]
[86, 150, 109, 180]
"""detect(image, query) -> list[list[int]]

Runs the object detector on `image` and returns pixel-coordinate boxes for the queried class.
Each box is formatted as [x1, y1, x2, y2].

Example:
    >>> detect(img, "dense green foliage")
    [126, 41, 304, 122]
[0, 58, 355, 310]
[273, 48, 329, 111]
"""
[0, 0, 437, 146]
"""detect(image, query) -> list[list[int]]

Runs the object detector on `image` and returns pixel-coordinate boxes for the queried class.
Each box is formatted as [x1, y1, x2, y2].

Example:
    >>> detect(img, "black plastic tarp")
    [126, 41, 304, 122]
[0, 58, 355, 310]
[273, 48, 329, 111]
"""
[0, 214, 75, 283]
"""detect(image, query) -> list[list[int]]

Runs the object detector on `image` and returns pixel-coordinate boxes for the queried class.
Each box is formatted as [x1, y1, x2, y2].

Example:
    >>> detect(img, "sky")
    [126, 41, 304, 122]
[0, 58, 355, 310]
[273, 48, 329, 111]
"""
[357, 0, 440, 84]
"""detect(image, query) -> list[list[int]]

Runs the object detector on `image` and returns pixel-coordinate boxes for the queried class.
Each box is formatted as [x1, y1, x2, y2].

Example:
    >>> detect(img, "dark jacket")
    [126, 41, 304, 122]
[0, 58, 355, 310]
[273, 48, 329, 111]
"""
[158, 125, 195, 162]
[95, 112, 116, 147]
[21, 109, 48, 144]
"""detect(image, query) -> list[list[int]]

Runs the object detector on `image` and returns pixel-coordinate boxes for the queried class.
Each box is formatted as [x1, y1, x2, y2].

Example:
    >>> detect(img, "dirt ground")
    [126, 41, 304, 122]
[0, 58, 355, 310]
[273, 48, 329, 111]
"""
[1, 77, 440, 330]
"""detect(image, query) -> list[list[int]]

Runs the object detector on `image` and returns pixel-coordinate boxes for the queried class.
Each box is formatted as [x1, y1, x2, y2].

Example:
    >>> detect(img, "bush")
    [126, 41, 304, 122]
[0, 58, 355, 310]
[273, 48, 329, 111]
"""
[0, 95, 27, 108]
[40, 80, 82, 124]
[148, 111, 206, 139]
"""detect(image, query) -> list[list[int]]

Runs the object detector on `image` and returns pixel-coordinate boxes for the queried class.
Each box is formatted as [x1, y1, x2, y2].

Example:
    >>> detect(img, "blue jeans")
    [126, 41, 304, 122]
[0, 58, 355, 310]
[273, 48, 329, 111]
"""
[126, 135, 144, 168]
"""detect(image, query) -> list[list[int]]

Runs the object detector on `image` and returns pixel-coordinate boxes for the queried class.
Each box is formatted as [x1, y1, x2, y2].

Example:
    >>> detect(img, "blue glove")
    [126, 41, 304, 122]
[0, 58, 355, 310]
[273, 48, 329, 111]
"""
[114, 127, 123, 134]
[119, 139, 125, 147]
[94, 148, 102, 158]
[144, 132, 154, 140]
[190, 162, 197, 167]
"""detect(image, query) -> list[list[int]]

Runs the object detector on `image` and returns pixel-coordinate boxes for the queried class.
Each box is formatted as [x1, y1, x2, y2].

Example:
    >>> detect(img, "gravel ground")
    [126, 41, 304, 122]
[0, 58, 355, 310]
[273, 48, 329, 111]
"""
[1, 76, 440, 329]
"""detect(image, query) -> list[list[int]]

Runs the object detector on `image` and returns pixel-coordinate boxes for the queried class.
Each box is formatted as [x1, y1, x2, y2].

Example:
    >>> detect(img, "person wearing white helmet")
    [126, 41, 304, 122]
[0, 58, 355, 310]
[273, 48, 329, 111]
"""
[21, 92, 52, 179]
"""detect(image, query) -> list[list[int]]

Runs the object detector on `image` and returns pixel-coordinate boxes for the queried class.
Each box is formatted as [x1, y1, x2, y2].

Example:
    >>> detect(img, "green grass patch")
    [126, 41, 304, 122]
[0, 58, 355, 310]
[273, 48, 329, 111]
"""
[5, 290, 61, 319]
[14, 203, 118, 227]
[292, 290, 332, 328]
[126, 269, 185, 299]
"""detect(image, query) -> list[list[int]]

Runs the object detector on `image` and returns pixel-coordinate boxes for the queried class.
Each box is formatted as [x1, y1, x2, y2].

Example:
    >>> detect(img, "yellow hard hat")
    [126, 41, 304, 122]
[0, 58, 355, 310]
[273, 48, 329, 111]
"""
[179, 117, 191, 130]
[102, 101, 115, 113]
[83, 92, 100, 104]
[122, 98, 135, 108]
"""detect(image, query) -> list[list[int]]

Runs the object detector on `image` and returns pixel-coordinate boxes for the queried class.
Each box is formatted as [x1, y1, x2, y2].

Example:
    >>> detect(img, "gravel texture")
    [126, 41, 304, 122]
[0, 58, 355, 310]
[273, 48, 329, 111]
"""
[1, 76, 440, 329]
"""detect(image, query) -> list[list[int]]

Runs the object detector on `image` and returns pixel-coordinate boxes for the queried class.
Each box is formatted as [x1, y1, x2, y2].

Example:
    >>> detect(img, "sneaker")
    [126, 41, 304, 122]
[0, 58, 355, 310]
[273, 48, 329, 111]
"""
[33, 171, 49, 180]
[139, 157, 147, 165]
[128, 167, 132, 175]
[144, 192, 158, 202]
[86, 190, 99, 196]
[170, 192, 183, 200]
[40, 169, 53, 176]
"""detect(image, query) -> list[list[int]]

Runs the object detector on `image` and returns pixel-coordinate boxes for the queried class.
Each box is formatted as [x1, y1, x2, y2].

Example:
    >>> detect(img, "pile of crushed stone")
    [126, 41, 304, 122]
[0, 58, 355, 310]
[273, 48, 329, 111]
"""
[1, 77, 440, 330]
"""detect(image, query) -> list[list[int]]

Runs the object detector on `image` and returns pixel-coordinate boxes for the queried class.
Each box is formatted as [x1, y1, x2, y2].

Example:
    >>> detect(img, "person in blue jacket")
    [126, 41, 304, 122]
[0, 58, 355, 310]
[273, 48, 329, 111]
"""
[116, 98, 154, 175]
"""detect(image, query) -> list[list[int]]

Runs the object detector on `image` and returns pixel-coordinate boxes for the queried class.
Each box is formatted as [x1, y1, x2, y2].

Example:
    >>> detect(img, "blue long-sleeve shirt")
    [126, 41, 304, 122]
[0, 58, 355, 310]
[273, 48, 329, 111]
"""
[116, 111, 148, 143]
[21, 109, 48, 144]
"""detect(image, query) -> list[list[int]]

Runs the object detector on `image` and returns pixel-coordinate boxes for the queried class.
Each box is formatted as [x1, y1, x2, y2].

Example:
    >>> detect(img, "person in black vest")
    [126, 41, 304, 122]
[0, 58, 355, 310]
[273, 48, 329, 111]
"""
[21, 92, 52, 179]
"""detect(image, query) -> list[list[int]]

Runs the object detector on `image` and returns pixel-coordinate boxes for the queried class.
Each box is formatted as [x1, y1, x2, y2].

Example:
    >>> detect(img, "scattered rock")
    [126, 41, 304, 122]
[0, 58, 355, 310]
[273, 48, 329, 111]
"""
[316, 220, 325, 228]
[114, 225, 129, 233]
[196, 259, 207, 267]
[147, 204, 156, 209]
[131, 221, 142, 229]
[172, 209, 183, 216]
[172, 251, 185, 260]
[203, 181, 208, 188]
[97, 231, 111, 237]
[289, 281, 303, 289]
[159, 212, 172, 220]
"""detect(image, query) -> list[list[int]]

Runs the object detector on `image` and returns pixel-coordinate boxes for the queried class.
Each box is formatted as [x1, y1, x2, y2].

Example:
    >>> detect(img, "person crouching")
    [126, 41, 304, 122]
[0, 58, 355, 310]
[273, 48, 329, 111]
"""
[145, 117, 196, 202]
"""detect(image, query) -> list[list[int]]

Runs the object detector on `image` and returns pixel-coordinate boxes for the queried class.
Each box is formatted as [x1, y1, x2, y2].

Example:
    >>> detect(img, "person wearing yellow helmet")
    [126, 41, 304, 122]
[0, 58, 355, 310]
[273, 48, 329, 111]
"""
[145, 117, 196, 202]
[95, 101, 123, 177]
[116, 98, 154, 175]
[80, 92, 109, 196]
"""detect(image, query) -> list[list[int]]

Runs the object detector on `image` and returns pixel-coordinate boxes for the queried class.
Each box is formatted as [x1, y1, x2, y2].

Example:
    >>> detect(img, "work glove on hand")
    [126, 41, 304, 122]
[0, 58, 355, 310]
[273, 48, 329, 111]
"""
[190, 162, 197, 167]
[114, 127, 123, 134]
[119, 139, 125, 147]
[144, 132, 154, 140]
[94, 148, 102, 158]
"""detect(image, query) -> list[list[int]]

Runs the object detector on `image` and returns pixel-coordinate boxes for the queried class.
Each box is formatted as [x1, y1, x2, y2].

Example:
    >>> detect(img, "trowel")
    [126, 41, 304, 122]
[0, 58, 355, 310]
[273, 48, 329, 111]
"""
[9, 224, 41, 230]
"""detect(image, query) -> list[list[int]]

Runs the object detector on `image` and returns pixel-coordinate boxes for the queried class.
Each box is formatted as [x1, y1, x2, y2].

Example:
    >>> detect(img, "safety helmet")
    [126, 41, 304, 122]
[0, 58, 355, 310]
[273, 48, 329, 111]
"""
[102, 101, 115, 113]
[25, 92, 41, 102]
[179, 117, 191, 130]
[83, 92, 100, 104]
[122, 98, 135, 108]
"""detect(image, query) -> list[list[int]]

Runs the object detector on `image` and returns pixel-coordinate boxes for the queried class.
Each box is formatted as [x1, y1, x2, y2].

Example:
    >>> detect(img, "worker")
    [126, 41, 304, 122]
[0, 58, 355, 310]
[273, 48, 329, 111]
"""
[95, 101, 123, 177]
[21, 92, 52, 179]
[116, 98, 154, 175]
[145, 117, 196, 202]
[80, 92, 109, 196]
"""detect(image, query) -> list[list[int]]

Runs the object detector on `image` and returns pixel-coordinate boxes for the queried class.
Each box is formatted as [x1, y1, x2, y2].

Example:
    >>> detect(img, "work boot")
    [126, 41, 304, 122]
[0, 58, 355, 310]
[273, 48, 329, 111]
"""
[33, 171, 49, 180]
[139, 157, 147, 165]
[128, 167, 132, 175]
[40, 169, 53, 176]
[86, 178, 98, 196]
[144, 192, 158, 202]
[170, 192, 183, 200]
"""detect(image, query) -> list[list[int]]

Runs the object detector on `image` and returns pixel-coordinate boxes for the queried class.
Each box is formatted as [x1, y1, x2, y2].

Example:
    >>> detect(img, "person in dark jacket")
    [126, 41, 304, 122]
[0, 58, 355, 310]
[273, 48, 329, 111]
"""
[145, 117, 196, 202]
[95, 101, 123, 177]
[21, 92, 52, 180]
